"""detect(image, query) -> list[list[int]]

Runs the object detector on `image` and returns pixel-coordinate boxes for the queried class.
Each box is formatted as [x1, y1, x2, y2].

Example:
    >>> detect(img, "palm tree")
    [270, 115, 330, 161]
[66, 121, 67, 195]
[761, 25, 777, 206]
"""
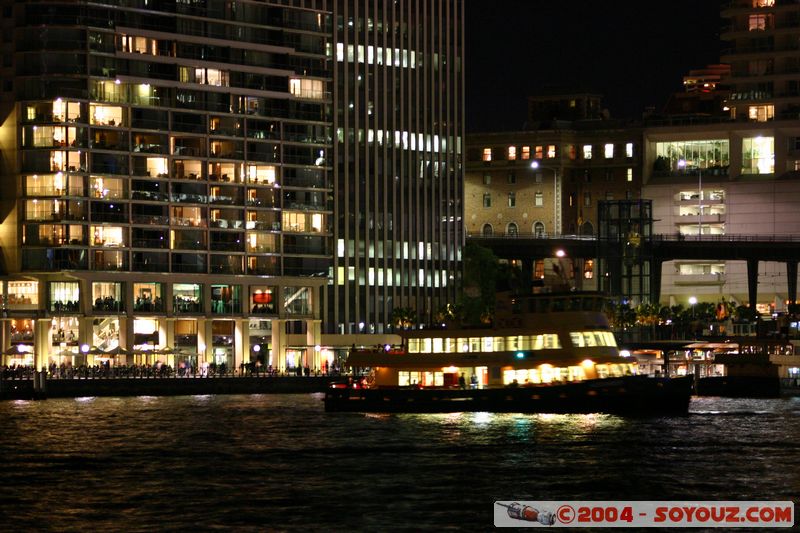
[390, 307, 416, 330]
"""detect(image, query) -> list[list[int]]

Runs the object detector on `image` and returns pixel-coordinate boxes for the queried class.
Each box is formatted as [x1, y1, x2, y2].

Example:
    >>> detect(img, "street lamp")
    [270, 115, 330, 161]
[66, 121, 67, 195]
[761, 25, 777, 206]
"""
[689, 296, 697, 319]
[530, 161, 561, 235]
[678, 159, 702, 238]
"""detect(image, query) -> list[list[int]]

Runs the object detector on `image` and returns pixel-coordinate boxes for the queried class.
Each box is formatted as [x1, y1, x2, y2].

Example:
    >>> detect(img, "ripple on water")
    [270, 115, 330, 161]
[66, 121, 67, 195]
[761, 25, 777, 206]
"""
[0, 394, 799, 530]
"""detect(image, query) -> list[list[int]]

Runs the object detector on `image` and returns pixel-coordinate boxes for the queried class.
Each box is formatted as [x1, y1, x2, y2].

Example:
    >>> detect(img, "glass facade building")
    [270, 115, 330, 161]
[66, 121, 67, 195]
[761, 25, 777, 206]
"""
[329, 0, 465, 335]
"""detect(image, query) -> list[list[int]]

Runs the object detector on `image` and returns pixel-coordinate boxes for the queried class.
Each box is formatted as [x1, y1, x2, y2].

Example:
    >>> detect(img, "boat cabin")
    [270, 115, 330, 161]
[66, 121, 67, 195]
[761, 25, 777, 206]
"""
[347, 292, 637, 390]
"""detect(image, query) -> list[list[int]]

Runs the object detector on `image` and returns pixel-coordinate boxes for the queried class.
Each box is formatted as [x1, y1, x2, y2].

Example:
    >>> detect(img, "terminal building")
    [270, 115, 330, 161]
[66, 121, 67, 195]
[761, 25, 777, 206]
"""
[465, 0, 800, 314]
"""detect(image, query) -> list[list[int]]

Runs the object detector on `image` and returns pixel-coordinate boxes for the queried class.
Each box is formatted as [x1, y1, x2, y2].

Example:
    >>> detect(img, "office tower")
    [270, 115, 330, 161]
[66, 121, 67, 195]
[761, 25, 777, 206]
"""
[0, 0, 333, 371]
[330, 0, 465, 335]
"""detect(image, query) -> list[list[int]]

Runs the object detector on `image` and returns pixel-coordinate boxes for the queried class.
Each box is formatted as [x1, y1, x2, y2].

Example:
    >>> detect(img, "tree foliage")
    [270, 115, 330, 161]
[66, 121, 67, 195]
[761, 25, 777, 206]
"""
[459, 243, 499, 325]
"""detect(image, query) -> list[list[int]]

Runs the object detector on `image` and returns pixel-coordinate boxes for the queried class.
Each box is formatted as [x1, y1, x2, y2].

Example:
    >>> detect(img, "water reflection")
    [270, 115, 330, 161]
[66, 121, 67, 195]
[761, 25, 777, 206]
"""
[0, 395, 799, 530]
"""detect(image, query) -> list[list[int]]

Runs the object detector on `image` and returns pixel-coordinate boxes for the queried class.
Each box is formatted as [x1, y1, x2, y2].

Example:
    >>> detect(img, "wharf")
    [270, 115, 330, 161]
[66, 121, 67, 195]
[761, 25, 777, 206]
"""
[0, 376, 332, 400]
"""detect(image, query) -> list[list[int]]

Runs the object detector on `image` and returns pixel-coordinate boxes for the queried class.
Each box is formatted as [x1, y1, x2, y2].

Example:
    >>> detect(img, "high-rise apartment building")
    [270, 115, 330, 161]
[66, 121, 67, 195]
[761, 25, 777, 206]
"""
[0, 0, 334, 370]
[721, 0, 800, 121]
[329, 0, 464, 335]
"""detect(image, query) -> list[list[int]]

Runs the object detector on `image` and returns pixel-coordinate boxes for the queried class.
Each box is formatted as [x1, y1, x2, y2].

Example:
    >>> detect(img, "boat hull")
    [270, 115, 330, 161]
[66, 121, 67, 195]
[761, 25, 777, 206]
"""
[696, 376, 781, 398]
[324, 375, 693, 416]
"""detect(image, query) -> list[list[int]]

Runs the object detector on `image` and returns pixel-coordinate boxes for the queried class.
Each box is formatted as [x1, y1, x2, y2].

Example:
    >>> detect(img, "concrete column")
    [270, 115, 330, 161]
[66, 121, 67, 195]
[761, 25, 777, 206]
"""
[200, 318, 212, 364]
[1, 320, 8, 366]
[650, 259, 663, 305]
[79, 317, 93, 365]
[164, 282, 174, 316]
[306, 318, 322, 371]
[747, 259, 759, 308]
[203, 283, 213, 315]
[34, 318, 50, 370]
[165, 319, 175, 349]
[235, 318, 248, 374]
[521, 259, 534, 294]
[271, 318, 286, 372]
[125, 315, 135, 362]
[787, 261, 798, 306]
[125, 281, 134, 316]
[118, 316, 129, 365]
[574, 258, 584, 291]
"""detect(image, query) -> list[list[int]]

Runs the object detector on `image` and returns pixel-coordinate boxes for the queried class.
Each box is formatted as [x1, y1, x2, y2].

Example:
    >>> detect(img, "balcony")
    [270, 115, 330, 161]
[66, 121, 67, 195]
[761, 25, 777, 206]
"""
[132, 190, 169, 202]
[131, 237, 168, 249]
[674, 273, 726, 286]
[131, 214, 170, 226]
[210, 219, 244, 229]
[170, 193, 208, 204]
[132, 252, 169, 273]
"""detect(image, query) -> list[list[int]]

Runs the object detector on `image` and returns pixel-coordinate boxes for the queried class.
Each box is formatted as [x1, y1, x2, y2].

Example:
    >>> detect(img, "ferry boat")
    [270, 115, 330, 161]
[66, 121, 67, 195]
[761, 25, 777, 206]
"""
[697, 338, 800, 398]
[324, 291, 693, 415]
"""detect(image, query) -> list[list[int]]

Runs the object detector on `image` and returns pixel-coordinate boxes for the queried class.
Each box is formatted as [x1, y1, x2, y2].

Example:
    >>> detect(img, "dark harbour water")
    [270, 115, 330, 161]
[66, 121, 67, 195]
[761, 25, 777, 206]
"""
[0, 394, 799, 532]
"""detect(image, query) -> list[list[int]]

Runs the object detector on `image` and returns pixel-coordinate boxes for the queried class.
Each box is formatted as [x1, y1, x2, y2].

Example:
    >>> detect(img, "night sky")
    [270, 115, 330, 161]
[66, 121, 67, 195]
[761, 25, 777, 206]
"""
[466, 0, 724, 132]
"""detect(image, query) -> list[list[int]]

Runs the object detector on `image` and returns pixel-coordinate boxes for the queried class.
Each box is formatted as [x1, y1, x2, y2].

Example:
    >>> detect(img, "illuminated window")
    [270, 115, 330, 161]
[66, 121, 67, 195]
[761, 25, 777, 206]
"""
[625, 143, 633, 158]
[534, 192, 543, 207]
[627, 168, 633, 182]
[753, 0, 774, 6]
[247, 165, 277, 185]
[584, 259, 594, 279]
[604, 143, 614, 158]
[507, 146, 516, 160]
[569, 331, 617, 348]
[583, 145, 593, 159]
[249, 286, 277, 314]
[49, 281, 79, 312]
[289, 78, 324, 99]
[246, 232, 277, 253]
[508, 192, 516, 207]
[283, 286, 311, 315]
[173, 284, 202, 313]
[742, 136, 774, 174]
[92, 282, 124, 311]
[7, 281, 38, 307]
[535, 146, 543, 159]
[121, 34, 158, 55]
[655, 140, 729, 171]
[748, 104, 774, 122]
[482, 148, 491, 161]
[336, 43, 417, 68]
[547, 145, 556, 158]
[91, 225, 125, 247]
[534, 259, 545, 278]
[134, 283, 164, 312]
[521, 146, 530, 160]
[749, 14, 771, 30]
[282, 211, 324, 233]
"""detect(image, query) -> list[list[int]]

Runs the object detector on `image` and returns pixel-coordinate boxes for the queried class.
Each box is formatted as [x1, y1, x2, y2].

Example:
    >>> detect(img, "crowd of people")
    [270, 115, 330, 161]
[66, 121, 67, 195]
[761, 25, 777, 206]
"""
[0, 362, 345, 380]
